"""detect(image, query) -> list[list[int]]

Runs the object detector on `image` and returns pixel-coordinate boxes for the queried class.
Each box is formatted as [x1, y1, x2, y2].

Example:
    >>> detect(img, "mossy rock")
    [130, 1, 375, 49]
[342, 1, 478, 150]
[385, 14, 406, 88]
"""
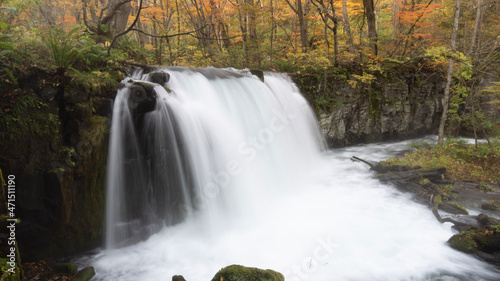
[438, 202, 469, 215]
[448, 232, 479, 254]
[53, 263, 78, 275]
[172, 275, 187, 281]
[481, 202, 499, 211]
[211, 265, 284, 281]
[73, 266, 95, 281]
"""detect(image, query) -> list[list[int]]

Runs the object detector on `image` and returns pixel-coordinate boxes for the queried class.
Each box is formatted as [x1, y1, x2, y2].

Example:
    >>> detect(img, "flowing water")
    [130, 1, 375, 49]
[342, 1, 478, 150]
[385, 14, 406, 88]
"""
[84, 68, 500, 281]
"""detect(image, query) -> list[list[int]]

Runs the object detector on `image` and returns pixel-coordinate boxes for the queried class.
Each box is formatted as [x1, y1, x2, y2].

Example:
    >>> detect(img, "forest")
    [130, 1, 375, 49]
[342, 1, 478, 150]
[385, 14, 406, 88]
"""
[1, 1, 499, 133]
[1, 1, 500, 280]
[0, 0, 498, 70]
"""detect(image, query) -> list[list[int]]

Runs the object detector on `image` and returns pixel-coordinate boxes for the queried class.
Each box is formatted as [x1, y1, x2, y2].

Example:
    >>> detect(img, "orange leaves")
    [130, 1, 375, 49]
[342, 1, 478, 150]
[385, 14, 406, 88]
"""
[396, 4, 444, 26]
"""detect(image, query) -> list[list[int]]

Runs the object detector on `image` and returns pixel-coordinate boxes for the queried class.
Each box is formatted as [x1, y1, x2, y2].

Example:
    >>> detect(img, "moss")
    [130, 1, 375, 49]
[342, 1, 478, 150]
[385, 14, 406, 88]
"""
[211, 265, 284, 281]
[439, 201, 469, 215]
[0, 94, 60, 148]
[448, 233, 479, 254]
[419, 178, 431, 185]
[73, 267, 95, 281]
[53, 263, 78, 275]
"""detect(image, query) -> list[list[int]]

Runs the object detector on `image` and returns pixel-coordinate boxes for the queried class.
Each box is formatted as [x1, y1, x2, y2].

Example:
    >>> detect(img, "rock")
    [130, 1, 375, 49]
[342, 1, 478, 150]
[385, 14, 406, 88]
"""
[172, 275, 187, 281]
[128, 83, 157, 115]
[148, 71, 170, 85]
[211, 265, 284, 281]
[39, 85, 58, 101]
[73, 266, 95, 281]
[439, 202, 469, 215]
[53, 263, 78, 275]
[481, 202, 499, 211]
[68, 103, 92, 121]
[64, 87, 90, 104]
[476, 213, 500, 226]
[448, 232, 479, 254]
[92, 97, 113, 117]
[250, 70, 264, 82]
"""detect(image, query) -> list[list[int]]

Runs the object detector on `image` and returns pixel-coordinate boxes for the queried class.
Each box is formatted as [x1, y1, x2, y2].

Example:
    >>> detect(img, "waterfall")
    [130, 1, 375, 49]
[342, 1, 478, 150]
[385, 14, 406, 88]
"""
[105, 67, 324, 248]
[94, 67, 500, 281]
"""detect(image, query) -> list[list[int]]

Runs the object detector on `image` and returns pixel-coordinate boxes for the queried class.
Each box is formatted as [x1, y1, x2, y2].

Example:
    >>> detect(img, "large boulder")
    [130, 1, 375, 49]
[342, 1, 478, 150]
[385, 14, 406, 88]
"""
[211, 265, 284, 281]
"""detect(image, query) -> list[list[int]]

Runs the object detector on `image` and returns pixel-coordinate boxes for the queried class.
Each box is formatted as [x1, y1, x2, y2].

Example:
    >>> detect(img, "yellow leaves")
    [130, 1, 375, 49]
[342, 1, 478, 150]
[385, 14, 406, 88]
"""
[145, 44, 155, 51]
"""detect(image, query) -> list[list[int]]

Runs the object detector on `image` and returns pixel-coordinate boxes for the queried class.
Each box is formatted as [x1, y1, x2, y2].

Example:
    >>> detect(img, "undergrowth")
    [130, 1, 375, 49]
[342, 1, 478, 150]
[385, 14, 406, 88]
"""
[383, 138, 500, 183]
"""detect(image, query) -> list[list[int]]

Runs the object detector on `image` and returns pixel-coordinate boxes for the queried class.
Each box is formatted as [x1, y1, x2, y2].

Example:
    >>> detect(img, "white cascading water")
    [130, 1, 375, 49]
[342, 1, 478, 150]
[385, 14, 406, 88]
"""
[88, 67, 500, 280]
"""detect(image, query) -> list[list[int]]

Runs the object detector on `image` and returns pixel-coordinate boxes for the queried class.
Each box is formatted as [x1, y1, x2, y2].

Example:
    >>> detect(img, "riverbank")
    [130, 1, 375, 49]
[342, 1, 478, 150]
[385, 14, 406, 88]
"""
[357, 138, 500, 268]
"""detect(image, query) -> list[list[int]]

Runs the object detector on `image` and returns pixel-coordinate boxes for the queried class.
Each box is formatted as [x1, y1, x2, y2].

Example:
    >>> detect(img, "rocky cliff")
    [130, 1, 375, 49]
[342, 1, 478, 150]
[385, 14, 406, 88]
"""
[0, 67, 122, 260]
[318, 74, 445, 147]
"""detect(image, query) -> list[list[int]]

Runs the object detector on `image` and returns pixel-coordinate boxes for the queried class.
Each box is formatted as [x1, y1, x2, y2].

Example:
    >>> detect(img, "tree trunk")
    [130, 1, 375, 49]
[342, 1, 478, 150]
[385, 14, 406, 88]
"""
[392, 0, 400, 45]
[438, 0, 460, 145]
[297, 0, 308, 52]
[285, 0, 309, 53]
[469, 0, 482, 58]
[270, 0, 275, 68]
[342, 0, 355, 53]
[362, 0, 378, 56]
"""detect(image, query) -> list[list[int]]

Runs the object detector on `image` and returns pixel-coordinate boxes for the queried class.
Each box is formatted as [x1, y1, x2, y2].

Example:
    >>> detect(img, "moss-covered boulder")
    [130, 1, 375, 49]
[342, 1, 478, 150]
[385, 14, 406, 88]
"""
[448, 232, 480, 254]
[211, 265, 284, 281]
[73, 266, 96, 281]
[449, 221, 500, 262]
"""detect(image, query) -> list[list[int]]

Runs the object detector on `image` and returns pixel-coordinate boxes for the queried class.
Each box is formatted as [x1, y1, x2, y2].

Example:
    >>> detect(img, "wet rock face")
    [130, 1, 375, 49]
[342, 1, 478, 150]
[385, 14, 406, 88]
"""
[148, 71, 170, 85]
[319, 76, 445, 147]
[128, 83, 157, 114]
[0, 70, 114, 261]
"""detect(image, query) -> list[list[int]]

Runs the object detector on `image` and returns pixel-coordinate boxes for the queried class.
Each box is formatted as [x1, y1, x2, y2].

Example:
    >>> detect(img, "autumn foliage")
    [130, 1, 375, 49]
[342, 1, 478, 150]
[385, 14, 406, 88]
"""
[0, 0, 498, 71]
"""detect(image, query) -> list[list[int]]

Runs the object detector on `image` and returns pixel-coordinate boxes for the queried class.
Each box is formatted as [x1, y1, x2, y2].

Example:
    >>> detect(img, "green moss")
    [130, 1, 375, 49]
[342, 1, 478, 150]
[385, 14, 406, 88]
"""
[383, 140, 500, 183]
[53, 263, 78, 275]
[419, 178, 431, 185]
[0, 94, 60, 147]
[448, 233, 479, 254]
[211, 265, 284, 281]
[439, 201, 469, 215]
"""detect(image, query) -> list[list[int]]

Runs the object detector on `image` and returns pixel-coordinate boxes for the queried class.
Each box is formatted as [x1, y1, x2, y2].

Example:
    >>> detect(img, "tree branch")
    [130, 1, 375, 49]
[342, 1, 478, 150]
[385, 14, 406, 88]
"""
[284, 0, 299, 15]
[129, 24, 209, 39]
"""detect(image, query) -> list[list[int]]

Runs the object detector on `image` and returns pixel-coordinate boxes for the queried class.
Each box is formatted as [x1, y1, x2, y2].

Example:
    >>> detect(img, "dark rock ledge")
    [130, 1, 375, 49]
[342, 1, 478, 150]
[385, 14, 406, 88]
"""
[352, 156, 500, 268]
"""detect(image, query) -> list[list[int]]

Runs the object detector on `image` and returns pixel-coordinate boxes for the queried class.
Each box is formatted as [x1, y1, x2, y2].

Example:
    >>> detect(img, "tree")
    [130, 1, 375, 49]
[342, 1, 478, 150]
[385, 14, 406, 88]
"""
[362, 0, 377, 55]
[285, 0, 311, 53]
[82, 0, 133, 41]
[341, 0, 354, 53]
[438, 0, 460, 145]
[469, 0, 482, 58]
[311, 0, 339, 65]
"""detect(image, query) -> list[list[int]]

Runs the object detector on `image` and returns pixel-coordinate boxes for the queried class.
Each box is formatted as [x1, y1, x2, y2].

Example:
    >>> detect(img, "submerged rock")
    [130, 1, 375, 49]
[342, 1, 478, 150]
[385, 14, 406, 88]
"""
[211, 265, 284, 281]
